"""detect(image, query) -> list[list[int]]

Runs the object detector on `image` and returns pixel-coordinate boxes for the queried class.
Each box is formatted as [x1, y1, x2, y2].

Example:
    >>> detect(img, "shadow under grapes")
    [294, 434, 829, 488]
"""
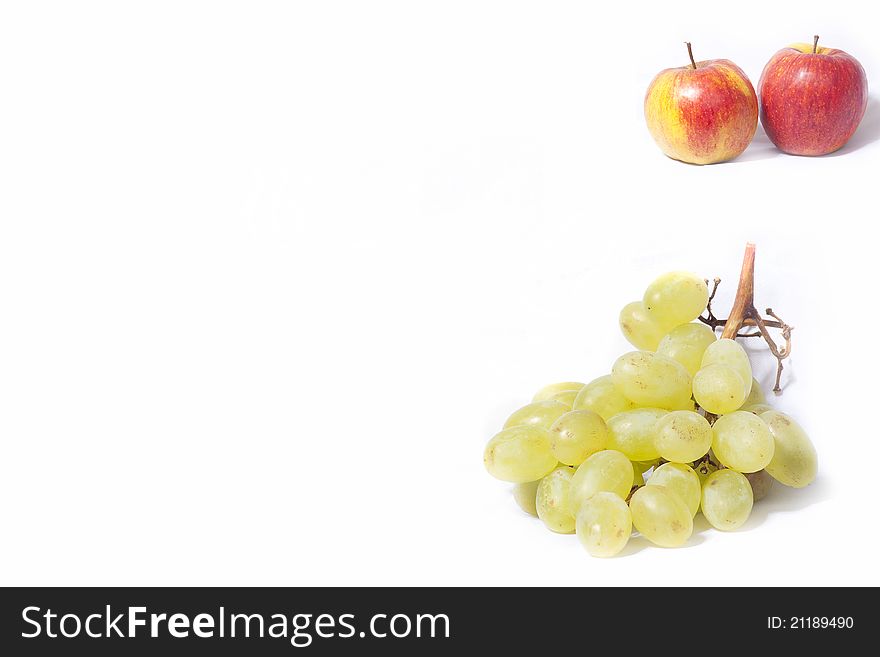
[740, 475, 830, 532]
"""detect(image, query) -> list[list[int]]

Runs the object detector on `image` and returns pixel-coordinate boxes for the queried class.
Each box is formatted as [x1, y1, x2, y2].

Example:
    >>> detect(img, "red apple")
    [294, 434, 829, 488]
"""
[644, 43, 758, 165]
[759, 36, 868, 156]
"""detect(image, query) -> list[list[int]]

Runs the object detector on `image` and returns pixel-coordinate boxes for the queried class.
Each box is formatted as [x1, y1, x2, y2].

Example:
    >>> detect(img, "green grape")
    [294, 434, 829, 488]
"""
[619, 301, 669, 350]
[503, 400, 570, 430]
[646, 462, 701, 516]
[656, 323, 717, 376]
[569, 450, 634, 514]
[629, 485, 693, 547]
[693, 363, 747, 414]
[760, 411, 818, 488]
[654, 410, 713, 463]
[712, 411, 775, 473]
[576, 492, 632, 558]
[643, 271, 709, 329]
[606, 408, 667, 461]
[484, 426, 558, 483]
[700, 338, 752, 397]
[743, 378, 765, 406]
[532, 381, 586, 403]
[548, 389, 579, 407]
[744, 470, 773, 502]
[572, 375, 636, 421]
[536, 466, 577, 533]
[513, 480, 540, 516]
[512, 480, 540, 517]
[701, 469, 753, 530]
[611, 351, 692, 410]
[741, 403, 774, 415]
[549, 410, 609, 466]
[669, 397, 697, 412]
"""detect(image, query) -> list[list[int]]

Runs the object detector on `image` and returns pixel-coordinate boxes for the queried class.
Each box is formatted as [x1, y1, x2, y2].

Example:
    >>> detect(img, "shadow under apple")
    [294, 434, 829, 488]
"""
[727, 122, 781, 163]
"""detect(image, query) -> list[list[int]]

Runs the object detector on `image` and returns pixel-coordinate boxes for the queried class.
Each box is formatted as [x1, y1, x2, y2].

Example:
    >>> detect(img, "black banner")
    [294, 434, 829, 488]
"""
[0, 587, 866, 654]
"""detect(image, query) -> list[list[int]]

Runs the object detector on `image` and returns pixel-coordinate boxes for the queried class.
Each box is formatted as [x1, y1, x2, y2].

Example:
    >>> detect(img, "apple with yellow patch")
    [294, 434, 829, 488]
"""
[644, 43, 758, 165]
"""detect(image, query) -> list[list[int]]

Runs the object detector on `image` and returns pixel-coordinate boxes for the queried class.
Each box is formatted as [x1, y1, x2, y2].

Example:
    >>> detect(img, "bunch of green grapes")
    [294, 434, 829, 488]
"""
[484, 269, 817, 558]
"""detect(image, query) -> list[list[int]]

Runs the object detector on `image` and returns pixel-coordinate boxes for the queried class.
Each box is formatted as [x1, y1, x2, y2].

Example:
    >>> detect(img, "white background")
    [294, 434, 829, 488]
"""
[1, 1, 877, 586]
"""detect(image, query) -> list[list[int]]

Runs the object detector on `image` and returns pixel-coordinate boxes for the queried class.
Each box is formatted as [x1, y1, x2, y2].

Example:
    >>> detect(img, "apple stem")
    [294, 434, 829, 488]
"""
[813, 35, 819, 53]
[685, 42, 697, 69]
[696, 243, 795, 393]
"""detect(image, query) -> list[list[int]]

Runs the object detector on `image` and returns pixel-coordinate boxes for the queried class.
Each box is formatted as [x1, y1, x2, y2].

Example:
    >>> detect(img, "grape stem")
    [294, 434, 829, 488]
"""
[697, 243, 794, 393]
[693, 452, 721, 472]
